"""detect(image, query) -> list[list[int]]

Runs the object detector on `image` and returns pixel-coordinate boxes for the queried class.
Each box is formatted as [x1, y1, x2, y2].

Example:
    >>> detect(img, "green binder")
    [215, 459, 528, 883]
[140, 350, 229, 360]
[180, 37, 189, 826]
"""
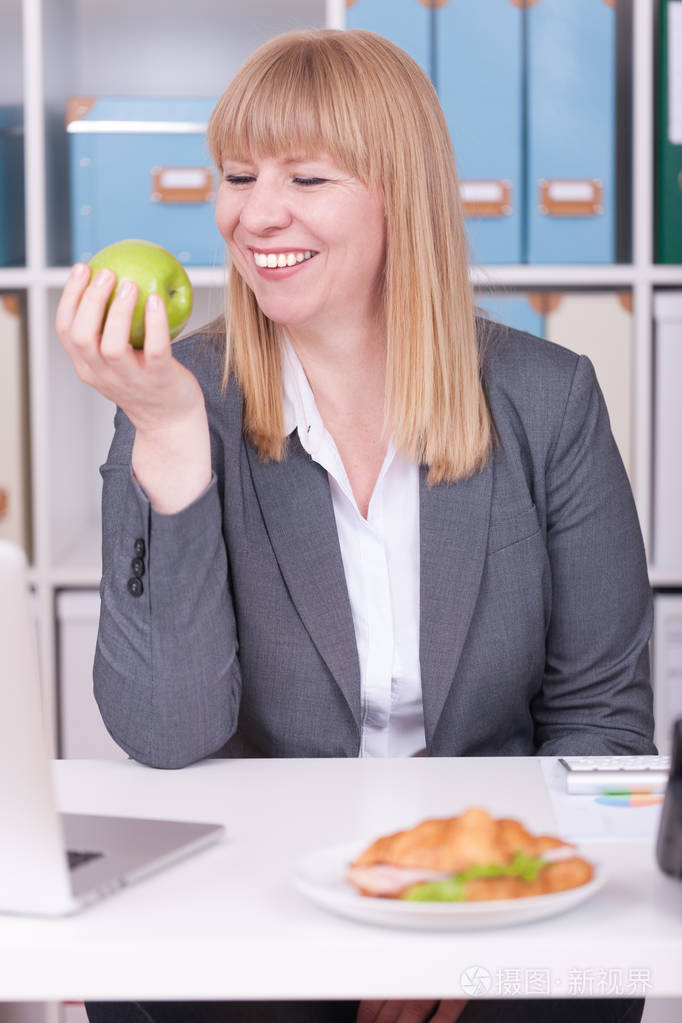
[657, 0, 682, 262]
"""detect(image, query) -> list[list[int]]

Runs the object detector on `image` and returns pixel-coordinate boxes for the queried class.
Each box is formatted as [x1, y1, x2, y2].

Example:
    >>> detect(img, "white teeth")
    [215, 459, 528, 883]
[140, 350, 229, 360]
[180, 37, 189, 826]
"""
[253, 250, 315, 268]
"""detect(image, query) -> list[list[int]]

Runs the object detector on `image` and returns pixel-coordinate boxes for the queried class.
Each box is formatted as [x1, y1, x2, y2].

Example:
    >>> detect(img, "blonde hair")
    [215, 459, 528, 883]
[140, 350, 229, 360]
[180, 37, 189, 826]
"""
[206, 28, 492, 484]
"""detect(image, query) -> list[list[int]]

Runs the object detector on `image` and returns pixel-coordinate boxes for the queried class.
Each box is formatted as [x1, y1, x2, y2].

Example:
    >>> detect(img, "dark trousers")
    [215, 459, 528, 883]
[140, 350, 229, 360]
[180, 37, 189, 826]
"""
[85, 998, 645, 1022]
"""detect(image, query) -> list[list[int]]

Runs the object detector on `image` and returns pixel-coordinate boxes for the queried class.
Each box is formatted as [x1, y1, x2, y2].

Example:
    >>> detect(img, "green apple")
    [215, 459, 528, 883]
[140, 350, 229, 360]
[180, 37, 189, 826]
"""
[88, 239, 193, 349]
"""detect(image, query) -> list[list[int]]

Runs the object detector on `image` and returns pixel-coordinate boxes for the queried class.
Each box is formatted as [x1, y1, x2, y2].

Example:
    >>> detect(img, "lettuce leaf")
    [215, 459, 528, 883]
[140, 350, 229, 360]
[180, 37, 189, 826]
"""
[401, 852, 547, 902]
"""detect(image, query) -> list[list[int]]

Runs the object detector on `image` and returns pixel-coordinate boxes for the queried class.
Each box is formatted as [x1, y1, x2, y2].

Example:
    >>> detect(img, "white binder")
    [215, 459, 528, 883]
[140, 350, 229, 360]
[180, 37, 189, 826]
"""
[653, 292, 682, 573]
[0, 295, 31, 556]
[653, 594, 682, 755]
[545, 292, 634, 482]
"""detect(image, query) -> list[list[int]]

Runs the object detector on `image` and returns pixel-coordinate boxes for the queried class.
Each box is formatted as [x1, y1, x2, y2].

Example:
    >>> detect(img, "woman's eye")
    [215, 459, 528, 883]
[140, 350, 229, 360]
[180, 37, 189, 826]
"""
[224, 175, 325, 186]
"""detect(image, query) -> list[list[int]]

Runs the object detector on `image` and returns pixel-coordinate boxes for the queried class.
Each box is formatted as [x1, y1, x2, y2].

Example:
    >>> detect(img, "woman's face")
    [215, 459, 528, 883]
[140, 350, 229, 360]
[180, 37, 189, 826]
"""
[215, 152, 386, 334]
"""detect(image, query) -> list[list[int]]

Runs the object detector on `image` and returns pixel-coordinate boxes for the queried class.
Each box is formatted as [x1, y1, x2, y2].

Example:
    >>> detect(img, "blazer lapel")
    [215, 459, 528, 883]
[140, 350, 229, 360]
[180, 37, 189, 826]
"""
[244, 434, 361, 730]
[419, 460, 493, 749]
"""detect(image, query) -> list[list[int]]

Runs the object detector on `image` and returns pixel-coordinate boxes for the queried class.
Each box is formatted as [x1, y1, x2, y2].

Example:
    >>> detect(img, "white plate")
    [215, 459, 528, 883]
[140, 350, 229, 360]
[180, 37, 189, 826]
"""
[293, 841, 607, 930]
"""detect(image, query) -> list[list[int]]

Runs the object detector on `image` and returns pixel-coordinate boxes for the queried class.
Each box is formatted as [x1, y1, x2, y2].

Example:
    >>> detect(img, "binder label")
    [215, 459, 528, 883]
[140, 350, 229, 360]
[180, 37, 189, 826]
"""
[545, 181, 596, 202]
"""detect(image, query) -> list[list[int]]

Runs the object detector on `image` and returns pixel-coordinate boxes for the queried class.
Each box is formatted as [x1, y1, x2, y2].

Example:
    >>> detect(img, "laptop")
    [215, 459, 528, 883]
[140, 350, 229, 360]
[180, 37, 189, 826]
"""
[0, 539, 224, 916]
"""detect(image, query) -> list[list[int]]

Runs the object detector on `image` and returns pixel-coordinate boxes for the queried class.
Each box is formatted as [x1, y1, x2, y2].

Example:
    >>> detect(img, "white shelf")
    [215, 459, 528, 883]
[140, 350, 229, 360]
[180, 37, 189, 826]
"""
[0, 268, 32, 288]
[650, 568, 682, 588]
[473, 264, 643, 287]
[41, 263, 680, 291]
[42, 265, 230, 290]
[475, 264, 682, 287]
[650, 265, 682, 284]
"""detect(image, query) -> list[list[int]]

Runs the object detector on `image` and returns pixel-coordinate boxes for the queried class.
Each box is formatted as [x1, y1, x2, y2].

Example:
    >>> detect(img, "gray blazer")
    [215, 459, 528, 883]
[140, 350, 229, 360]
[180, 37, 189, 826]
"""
[94, 319, 655, 768]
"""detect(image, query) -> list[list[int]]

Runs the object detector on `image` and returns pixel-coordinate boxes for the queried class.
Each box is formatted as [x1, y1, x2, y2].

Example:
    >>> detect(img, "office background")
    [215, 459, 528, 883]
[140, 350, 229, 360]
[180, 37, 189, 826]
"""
[0, 1, 681, 1020]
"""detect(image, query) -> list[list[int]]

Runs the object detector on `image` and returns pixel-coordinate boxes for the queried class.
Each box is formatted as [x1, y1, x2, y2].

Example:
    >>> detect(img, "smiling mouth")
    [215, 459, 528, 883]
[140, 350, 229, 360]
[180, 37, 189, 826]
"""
[252, 250, 317, 269]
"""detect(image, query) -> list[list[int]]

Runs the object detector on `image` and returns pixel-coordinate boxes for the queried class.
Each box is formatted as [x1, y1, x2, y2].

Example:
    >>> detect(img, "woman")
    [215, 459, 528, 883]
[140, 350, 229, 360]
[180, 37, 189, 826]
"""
[56, 28, 652, 1023]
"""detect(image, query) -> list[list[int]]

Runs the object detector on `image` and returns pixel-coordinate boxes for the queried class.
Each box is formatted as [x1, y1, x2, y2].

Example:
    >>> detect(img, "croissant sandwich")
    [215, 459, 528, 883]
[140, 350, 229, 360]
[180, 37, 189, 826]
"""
[346, 807, 593, 902]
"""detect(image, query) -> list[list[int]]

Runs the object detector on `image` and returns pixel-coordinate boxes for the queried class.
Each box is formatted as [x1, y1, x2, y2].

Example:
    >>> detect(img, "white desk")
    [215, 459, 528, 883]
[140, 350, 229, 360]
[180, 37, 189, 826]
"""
[0, 757, 680, 1002]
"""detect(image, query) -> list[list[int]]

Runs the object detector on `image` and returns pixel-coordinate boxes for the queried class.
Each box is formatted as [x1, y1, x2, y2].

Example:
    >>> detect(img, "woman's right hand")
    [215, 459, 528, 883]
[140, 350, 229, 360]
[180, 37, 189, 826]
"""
[55, 262, 205, 434]
[57, 262, 214, 514]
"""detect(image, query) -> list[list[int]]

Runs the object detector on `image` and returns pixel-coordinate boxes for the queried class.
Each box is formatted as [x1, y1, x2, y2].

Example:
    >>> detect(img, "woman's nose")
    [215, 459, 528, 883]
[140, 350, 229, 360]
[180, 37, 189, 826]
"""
[239, 182, 292, 234]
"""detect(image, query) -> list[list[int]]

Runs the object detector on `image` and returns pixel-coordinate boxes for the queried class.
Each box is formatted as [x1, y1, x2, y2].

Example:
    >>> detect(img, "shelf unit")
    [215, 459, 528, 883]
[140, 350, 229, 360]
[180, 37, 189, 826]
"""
[1, 0, 680, 741]
[1, 0, 681, 1021]
[1, 0, 680, 729]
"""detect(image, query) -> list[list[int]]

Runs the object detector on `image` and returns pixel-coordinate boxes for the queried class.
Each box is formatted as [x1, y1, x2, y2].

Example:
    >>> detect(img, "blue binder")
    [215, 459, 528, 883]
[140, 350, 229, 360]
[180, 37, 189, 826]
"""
[526, 0, 616, 263]
[436, 0, 524, 265]
[0, 106, 25, 267]
[475, 292, 545, 338]
[67, 97, 221, 266]
[345, 0, 431, 77]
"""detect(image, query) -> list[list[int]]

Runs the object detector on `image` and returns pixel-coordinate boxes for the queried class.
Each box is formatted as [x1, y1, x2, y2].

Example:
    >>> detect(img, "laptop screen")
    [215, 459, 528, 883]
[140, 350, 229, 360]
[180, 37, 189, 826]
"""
[0, 540, 75, 913]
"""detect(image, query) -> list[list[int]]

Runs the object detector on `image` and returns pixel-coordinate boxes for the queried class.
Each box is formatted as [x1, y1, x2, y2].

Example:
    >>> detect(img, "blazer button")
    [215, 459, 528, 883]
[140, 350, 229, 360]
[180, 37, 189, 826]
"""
[134, 537, 146, 558]
[131, 557, 145, 578]
[127, 577, 144, 597]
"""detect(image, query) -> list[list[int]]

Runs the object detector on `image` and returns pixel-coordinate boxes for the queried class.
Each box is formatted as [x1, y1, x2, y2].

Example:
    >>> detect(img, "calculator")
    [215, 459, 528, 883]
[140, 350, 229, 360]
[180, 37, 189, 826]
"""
[558, 755, 671, 794]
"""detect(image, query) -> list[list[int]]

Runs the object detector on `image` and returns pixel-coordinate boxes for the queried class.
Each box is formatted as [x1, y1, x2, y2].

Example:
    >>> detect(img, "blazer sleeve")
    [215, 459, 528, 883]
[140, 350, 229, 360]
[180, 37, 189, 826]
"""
[93, 404, 241, 769]
[531, 354, 655, 755]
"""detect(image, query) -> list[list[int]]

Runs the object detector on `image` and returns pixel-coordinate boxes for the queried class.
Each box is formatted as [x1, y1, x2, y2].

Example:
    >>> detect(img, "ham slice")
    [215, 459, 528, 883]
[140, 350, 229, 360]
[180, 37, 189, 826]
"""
[346, 863, 452, 898]
[539, 844, 577, 863]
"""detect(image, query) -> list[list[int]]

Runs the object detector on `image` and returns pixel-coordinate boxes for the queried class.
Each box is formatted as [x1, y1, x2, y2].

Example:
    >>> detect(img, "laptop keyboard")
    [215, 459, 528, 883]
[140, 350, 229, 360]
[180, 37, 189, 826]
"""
[67, 849, 104, 871]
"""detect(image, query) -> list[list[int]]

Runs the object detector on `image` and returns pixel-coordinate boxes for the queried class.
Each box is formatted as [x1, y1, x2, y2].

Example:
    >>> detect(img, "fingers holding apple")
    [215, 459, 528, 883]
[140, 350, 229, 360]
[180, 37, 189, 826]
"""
[57, 263, 117, 357]
[56, 239, 205, 434]
[141, 292, 174, 364]
[87, 239, 193, 350]
[97, 276, 170, 371]
[55, 260, 94, 348]
[98, 275, 144, 363]
[57, 263, 132, 387]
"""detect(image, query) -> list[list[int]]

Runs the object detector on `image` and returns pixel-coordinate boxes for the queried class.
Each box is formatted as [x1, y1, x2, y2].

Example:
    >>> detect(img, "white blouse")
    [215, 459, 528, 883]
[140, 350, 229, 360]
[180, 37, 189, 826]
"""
[281, 336, 426, 757]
